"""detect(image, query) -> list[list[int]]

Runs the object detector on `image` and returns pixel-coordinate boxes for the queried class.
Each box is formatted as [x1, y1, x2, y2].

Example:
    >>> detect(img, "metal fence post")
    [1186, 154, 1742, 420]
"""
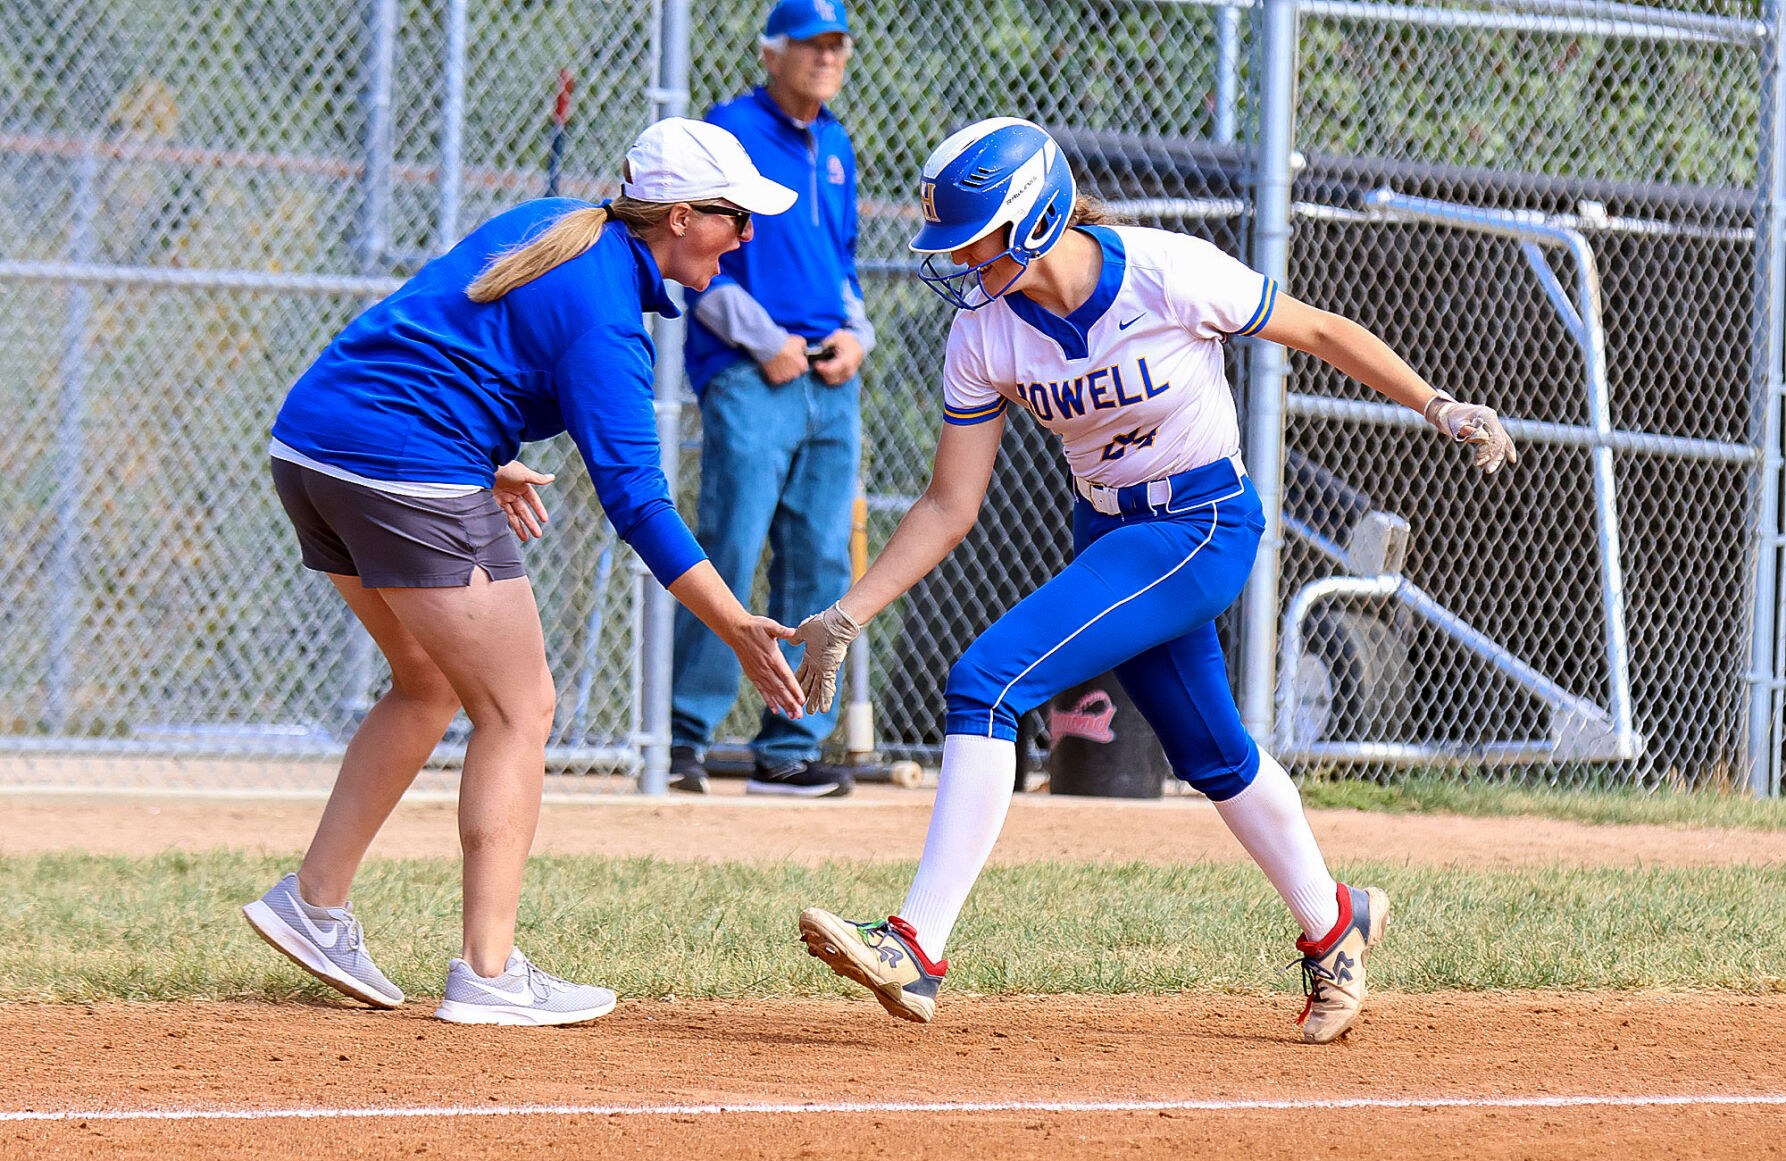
[334, 0, 401, 730]
[1239, 0, 1298, 749]
[359, 0, 396, 267]
[638, 0, 692, 796]
[1748, 0, 1786, 797]
[44, 142, 99, 733]
[1214, 4, 1242, 144]
[436, 0, 467, 251]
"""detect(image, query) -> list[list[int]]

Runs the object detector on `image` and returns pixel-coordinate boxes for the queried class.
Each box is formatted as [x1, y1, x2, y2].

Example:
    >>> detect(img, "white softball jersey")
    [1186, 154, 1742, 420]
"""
[940, 224, 1276, 487]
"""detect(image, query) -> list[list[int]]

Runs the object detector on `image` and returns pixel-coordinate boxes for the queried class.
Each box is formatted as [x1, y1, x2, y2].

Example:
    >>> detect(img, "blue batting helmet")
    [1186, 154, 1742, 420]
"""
[910, 117, 1076, 310]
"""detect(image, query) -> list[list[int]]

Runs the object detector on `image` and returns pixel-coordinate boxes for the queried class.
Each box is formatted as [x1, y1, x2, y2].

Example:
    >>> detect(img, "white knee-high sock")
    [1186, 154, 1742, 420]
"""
[1211, 751, 1340, 940]
[897, 734, 1017, 960]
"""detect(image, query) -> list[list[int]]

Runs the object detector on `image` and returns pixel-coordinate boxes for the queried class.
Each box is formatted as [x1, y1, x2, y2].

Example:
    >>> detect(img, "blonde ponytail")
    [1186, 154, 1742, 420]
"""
[467, 205, 611, 302]
[466, 196, 698, 302]
[1066, 194, 1129, 228]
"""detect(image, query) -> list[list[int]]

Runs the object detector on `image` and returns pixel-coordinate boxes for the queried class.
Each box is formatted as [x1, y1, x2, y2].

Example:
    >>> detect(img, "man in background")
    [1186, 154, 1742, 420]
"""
[671, 0, 873, 797]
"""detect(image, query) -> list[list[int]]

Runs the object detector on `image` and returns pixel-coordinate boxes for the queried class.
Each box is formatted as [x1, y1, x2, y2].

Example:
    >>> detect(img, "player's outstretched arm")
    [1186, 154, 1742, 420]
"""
[790, 416, 1004, 713]
[1256, 293, 1516, 474]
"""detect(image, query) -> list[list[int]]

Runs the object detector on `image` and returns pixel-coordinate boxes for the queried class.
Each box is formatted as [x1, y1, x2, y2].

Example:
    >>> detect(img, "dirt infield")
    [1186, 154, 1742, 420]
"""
[6, 994, 1784, 1159]
[5, 784, 1782, 868]
[5, 789, 1785, 1158]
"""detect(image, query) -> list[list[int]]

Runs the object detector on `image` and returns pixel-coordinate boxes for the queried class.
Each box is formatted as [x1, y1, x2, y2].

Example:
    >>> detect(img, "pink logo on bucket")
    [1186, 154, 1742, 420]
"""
[1050, 691, 1117, 744]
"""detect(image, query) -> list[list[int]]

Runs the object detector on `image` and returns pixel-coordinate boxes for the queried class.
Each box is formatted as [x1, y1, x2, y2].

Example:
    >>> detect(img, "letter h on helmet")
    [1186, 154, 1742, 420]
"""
[909, 117, 1077, 311]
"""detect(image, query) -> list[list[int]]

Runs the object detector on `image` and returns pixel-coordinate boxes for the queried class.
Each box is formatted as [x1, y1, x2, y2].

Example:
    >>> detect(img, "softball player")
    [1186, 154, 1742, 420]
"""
[793, 117, 1513, 1043]
[242, 118, 806, 1026]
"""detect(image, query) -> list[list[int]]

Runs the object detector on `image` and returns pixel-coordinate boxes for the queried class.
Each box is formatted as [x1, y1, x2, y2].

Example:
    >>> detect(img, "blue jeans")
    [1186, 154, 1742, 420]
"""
[671, 358, 861, 765]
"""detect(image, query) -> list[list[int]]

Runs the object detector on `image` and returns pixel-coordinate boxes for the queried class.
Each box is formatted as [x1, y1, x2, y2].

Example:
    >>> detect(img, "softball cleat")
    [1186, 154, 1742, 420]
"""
[799, 909, 946, 1023]
[1295, 884, 1390, 1044]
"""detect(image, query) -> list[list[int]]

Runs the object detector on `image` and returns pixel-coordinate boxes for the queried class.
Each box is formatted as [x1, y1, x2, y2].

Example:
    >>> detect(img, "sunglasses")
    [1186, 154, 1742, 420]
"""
[692, 205, 752, 234]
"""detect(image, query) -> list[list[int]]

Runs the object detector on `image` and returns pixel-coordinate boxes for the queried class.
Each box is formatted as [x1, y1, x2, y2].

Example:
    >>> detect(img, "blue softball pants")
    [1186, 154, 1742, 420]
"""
[942, 455, 1267, 801]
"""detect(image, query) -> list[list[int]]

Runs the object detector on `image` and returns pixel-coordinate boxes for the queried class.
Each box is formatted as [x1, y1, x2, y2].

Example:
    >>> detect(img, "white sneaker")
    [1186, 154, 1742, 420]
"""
[434, 948, 617, 1026]
[242, 873, 404, 1008]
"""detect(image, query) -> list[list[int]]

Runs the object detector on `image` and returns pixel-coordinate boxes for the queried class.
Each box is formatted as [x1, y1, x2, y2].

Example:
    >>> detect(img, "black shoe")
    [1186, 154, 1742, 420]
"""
[745, 759, 854, 798]
[668, 745, 708, 794]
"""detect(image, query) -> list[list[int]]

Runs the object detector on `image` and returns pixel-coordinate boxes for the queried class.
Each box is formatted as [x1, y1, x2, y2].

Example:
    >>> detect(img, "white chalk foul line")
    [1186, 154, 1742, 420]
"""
[5, 1093, 1786, 1123]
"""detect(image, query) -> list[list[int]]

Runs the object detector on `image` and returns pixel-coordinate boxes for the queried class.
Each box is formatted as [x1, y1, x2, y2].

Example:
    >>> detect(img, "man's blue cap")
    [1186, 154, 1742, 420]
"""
[764, 0, 850, 41]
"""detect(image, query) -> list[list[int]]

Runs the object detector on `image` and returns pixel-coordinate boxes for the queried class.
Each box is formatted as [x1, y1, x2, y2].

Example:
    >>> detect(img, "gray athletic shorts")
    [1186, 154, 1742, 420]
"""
[270, 457, 526, 588]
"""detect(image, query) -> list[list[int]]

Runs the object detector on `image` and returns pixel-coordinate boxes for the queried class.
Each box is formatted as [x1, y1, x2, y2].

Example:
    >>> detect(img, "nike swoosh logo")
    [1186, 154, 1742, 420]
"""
[293, 904, 341, 950]
[1118, 314, 1145, 330]
[467, 978, 536, 1005]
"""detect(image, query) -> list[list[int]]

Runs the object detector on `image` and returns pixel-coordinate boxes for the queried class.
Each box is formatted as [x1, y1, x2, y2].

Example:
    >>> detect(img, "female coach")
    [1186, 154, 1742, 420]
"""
[792, 118, 1515, 1044]
[242, 118, 804, 1026]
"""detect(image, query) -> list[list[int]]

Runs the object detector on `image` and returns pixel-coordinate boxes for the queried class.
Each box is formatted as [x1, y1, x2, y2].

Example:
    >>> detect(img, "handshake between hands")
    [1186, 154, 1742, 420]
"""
[488, 458, 864, 721]
[734, 603, 862, 721]
[789, 603, 862, 716]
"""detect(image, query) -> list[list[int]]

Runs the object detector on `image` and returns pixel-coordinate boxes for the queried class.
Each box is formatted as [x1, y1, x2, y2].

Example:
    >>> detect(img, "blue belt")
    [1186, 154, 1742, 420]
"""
[1073, 453, 1247, 517]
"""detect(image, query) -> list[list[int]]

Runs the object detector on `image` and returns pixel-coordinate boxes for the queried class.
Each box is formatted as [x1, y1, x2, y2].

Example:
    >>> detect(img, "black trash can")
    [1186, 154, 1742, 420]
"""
[1045, 674, 1168, 798]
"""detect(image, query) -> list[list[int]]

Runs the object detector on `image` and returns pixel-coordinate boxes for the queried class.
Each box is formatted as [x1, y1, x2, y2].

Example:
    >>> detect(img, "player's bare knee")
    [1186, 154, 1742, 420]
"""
[388, 667, 459, 717]
[462, 679, 555, 742]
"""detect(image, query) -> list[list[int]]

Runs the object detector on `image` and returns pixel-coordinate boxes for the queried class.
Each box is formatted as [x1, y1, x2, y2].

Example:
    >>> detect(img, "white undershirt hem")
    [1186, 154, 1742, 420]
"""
[268, 438, 483, 499]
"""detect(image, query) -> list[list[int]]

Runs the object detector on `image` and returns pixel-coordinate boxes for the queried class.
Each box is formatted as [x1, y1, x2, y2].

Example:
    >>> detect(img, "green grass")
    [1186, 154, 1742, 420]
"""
[1295, 770, 1786, 831]
[3, 852, 1783, 1004]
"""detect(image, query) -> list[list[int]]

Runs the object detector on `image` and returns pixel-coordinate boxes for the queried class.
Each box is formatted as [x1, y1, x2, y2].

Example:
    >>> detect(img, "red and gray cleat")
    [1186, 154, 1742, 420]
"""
[799, 909, 947, 1024]
[1295, 884, 1390, 1044]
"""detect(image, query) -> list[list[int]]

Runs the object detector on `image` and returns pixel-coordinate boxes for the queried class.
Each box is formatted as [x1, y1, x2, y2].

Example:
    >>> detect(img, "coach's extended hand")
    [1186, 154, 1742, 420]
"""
[792, 602, 862, 715]
[1424, 393, 1518, 474]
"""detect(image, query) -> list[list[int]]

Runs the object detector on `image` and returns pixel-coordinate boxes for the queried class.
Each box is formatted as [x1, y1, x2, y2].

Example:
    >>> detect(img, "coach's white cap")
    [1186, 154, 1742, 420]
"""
[621, 118, 797, 215]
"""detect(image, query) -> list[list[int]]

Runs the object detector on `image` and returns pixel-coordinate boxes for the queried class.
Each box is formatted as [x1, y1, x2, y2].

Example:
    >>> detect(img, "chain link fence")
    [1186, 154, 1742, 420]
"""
[688, 0, 1255, 756]
[1, 0, 1779, 793]
[0, 0, 656, 788]
[1273, 1, 1771, 791]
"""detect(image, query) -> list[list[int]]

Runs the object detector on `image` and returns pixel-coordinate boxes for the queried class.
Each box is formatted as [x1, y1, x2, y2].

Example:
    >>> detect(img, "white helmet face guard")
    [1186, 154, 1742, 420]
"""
[917, 247, 1033, 312]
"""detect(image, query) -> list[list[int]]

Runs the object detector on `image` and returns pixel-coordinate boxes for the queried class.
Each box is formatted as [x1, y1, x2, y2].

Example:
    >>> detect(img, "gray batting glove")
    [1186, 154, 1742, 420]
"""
[791, 603, 861, 715]
[1424, 392, 1518, 475]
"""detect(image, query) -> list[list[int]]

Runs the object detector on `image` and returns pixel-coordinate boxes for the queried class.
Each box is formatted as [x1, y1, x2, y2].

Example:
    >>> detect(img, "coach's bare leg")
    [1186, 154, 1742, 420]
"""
[296, 574, 463, 908]
[380, 569, 556, 978]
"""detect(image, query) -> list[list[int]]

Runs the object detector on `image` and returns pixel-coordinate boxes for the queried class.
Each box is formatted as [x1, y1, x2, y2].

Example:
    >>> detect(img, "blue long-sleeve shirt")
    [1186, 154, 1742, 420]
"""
[271, 198, 704, 587]
[684, 87, 865, 393]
